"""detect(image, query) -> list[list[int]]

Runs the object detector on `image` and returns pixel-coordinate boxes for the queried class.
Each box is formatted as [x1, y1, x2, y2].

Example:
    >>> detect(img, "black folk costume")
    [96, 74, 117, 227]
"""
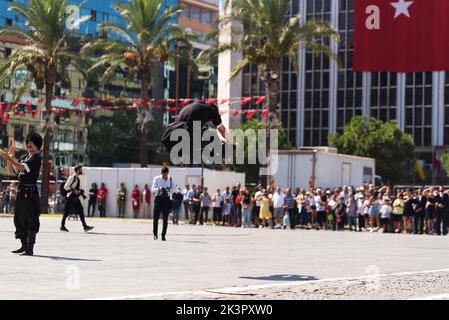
[61, 173, 93, 232]
[161, 102, 225, 165]
[13, 152, 42, 255]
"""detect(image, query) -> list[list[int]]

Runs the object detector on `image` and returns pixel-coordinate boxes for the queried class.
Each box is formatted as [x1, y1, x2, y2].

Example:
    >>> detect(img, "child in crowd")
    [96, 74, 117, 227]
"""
[380, 198, 393, 233]
[346, 194, 357, 231]
[224, 198, 232, 226]
[336, 196, 346, 231]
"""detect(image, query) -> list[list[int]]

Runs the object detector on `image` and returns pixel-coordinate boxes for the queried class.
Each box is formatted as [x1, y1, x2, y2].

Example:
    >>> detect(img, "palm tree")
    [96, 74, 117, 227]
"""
[201, 0, 339, 128]
[0, 0, 90, 213]
[82, 0, 196, 167]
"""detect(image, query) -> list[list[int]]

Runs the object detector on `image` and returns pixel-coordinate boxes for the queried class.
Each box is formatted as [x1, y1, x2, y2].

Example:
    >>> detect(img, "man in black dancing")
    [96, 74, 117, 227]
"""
[1, 133, 42, 256]
[162, 101, 235, 164]
[60, 165, 94, 232]
[151, 167, 175, 241]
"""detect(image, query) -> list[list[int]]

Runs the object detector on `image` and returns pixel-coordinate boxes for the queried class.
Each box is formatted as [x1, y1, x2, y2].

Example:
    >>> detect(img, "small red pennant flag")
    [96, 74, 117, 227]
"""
[241, 97, 252, 106]
[206, 98, 218, 104]
[245, 109, 257, 120]
[262, 109, 268, 119]
[255, 96, 266, 105]
[232, 109, 242, 117]
[1, 113, 8, 125]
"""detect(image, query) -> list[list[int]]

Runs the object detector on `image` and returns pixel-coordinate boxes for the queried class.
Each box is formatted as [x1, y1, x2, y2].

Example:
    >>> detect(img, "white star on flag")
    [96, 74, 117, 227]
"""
[391, 0, 414, 19]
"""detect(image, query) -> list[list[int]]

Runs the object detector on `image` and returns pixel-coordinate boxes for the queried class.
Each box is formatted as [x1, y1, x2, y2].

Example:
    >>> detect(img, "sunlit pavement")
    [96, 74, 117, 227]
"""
[1, 215, 449, 300]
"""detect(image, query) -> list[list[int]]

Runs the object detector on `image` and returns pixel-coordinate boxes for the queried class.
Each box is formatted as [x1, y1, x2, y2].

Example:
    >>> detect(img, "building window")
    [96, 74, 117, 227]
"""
[91, 10, 97, 22]
[183, 5, 190, 19]
[14, 125, 24, 142]
[201, 10, 211, 24]
[6, 18, 12, 26]
[191, 7, 200, 21]
[4, 48, 12, 58]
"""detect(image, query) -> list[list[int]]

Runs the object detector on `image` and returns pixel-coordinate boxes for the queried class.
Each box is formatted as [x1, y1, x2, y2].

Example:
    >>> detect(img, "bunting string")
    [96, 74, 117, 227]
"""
[0, 96, 269, 125]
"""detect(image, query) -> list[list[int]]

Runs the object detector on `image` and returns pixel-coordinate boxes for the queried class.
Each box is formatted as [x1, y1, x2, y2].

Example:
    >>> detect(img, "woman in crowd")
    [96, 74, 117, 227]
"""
[326, 191, 337, 231]
[425, 187, 436, 235]
[87, 182, 98, 217]
[346, 193, 357, 231]
[257, 190, 273, 229]
[403, 189, 415, 234]
[369, 192, 382, 232]
[97, 183, 108, 218]
[335, 196, 346, 231]
[296, 189, 309, 229]
[393, 192, 405, 233]
[241, 188, 253, 228]
[141, 184, 151, 219]
[131, 184, 141, 219]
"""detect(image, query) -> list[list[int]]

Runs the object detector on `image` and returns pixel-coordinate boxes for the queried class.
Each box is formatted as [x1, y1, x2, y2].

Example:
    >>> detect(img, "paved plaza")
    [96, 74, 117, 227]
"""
[1, 215, 449, 300]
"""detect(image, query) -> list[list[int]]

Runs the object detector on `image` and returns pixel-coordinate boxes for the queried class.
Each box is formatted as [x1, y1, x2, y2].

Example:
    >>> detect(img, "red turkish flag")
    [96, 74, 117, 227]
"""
[354, 0, 449, 72]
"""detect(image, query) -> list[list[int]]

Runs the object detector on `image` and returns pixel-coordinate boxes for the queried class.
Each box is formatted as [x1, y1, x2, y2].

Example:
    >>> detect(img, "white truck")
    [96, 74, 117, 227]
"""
[268, 147, 376, 190]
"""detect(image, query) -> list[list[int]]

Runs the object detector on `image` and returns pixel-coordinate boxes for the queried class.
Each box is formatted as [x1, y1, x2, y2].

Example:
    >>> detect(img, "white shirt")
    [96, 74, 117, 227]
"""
[151, 175, 175, 196]
[212, 193, 223, 207]
[64, 174, 80, 198]
[315, 195, 325, 211]
[272, 192, 284, 209]
[254, 191, 263, 206]
[380, 205, 392, 219]
[221, 191, 230, 201]
[182, 188, 190, 201]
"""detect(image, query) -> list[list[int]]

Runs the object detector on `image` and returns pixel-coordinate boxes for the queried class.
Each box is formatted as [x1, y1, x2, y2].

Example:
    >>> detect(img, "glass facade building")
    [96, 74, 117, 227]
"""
[0, 0, 180, 34]
[240, 0, 448, 172]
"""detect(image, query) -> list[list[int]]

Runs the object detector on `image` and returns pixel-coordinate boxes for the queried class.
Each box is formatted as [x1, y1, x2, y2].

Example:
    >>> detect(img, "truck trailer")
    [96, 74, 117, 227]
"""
[268, 147, 376, 190]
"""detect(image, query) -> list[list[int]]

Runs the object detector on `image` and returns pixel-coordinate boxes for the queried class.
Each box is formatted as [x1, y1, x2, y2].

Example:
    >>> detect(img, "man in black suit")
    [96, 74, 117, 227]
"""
[435, 186, 448, 236]
[414, 188, 426, 235]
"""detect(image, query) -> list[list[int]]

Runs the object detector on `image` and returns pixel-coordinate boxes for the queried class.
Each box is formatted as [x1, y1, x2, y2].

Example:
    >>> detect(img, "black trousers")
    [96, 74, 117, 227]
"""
[414, 212, 424, 234]
[288, 208, 297, 229]
[193, 204, 200, 223]
[199, 206, 210, 224]
[98, 200, 106, 217]
[62, 195, 87, 228]
[435, 209, 448, 235]
[183, 201, 190, 220]
[153, 196, 171, 237]
[213, 207, 222, 222]
[14, 186, 40, 240]
[88, 199, 97, 217]
[358, 214, 365, 230]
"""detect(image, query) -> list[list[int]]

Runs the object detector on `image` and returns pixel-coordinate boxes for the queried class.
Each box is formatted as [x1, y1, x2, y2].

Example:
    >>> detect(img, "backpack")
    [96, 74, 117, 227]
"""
[60, 177, 78, 198]
[60, 181, 68, 197]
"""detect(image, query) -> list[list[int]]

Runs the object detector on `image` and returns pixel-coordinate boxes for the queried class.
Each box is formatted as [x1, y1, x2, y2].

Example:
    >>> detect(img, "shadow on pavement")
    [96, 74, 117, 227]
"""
[239, 274, 318, 282]
[165, 240, 208, 244]
[32, 255, 102, 262]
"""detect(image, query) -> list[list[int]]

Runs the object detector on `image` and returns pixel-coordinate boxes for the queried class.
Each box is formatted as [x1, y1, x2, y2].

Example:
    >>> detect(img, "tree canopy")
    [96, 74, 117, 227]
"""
[328, 116, 415, 184]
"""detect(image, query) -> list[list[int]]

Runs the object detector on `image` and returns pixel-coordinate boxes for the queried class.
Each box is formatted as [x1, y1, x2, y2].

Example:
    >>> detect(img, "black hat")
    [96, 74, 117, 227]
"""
[74, 165, 83, 171]
[161, 167, 169, 174]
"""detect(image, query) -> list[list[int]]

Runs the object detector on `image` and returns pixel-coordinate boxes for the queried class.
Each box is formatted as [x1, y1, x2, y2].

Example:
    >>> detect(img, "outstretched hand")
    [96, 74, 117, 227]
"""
[8, 145, 15, 159]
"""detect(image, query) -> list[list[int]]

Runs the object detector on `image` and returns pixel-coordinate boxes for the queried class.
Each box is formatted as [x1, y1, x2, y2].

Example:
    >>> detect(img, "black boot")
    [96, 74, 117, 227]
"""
[11, 239, 27, 254]
[20, 231, 36, 256]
